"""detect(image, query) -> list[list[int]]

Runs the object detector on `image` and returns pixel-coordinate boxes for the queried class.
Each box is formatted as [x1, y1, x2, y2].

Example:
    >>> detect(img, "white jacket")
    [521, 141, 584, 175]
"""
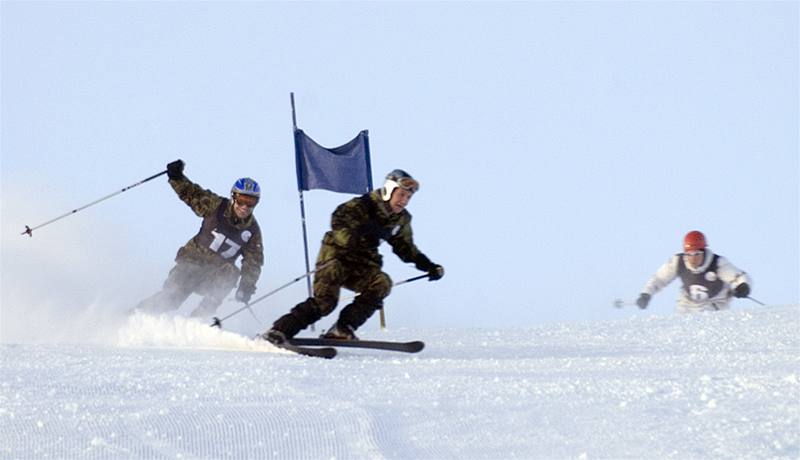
[641, 249, 751, 313]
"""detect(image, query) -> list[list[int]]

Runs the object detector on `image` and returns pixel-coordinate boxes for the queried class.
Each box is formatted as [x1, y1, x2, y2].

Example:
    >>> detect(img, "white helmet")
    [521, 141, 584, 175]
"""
[381, 169, 419, 201]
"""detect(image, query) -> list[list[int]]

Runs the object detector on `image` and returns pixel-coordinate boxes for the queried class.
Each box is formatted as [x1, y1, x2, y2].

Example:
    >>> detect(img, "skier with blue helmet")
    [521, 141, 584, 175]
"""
[135, 160, 264, 317]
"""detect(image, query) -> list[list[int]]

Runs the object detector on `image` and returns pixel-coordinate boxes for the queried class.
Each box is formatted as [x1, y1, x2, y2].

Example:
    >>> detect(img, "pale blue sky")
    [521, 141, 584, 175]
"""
[2, 1, 797, 337]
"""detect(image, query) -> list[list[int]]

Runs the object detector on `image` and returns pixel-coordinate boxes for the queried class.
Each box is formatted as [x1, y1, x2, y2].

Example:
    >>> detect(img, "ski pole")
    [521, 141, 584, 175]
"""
[343, 273, 431, 306]
[329, 272, 427, 329]
[613, 299, 637, 308]
[22, 170, 168, 237]
[211, 301, 263, 329]
[210, 262, 332, 329]
[616, 295, 767, 309]
[747, 296, 766, 306]
[394, 273, 431, 286]
[377, 273, 431, 329]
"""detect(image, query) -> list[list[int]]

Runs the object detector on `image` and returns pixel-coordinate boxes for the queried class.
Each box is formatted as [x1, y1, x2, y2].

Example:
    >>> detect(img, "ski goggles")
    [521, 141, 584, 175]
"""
[396, 177, 419, 193]
[684, 250, 704, 257]
[233, 194, 259, 208]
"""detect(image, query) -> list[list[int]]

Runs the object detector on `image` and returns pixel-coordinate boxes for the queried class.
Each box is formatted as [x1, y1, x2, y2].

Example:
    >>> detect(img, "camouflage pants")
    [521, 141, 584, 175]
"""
[136, 261, 240, 317]
[312, 254, 393, 316]
[270, 248, 394, 337]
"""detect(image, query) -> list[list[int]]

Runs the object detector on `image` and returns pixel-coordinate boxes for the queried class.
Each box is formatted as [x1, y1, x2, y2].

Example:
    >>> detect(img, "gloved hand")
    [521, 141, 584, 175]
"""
[636, 293, 651, 309]
[235, 287, 253, 304]
[733, 283, 750, 298]
[414, 254, 443, 281]
[428, 264, 444, 281]
[167, 159, 185, 180]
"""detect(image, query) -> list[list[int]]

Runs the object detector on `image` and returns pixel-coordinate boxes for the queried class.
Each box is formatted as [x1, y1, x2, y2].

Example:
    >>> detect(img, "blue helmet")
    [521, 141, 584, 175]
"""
[231, 177, 261, 198]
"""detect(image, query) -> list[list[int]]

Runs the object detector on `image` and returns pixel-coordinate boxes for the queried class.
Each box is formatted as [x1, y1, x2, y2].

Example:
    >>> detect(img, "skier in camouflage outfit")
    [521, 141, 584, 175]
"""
[264, 169, 444, 344]
[135, 160, 264, 318]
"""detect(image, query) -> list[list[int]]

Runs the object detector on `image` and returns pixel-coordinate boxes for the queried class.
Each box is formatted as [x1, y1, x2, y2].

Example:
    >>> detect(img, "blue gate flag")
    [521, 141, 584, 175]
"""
[294, 129, 373, 194]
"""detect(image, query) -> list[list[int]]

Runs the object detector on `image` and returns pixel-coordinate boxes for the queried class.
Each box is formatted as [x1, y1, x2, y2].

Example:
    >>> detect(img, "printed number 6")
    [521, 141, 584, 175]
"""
[689, 284, 709, 301]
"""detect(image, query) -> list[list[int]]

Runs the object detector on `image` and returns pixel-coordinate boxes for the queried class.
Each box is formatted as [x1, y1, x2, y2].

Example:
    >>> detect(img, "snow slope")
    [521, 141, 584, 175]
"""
[2, 306, 798, 459]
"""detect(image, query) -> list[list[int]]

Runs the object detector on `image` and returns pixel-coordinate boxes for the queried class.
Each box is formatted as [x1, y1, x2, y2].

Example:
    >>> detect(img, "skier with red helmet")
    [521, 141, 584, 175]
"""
[636, 230, 751, 312]
[135, 160, 264, 317]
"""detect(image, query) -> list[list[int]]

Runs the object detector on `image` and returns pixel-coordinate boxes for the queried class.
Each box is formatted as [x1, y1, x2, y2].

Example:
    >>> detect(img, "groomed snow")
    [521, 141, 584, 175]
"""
[2, 305, 798, 459]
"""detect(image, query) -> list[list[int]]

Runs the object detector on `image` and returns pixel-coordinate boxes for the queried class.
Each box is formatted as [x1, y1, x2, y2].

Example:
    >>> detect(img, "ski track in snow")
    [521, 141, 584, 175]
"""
[2, 307, 799, 459]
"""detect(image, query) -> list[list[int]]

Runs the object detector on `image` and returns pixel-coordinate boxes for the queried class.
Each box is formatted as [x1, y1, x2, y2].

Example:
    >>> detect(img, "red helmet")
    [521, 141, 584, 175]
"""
[683, 230, 707, 251]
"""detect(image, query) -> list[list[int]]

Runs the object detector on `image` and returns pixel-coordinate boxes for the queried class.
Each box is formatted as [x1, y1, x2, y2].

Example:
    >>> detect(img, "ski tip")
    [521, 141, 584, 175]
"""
[306, 347, 337, 359]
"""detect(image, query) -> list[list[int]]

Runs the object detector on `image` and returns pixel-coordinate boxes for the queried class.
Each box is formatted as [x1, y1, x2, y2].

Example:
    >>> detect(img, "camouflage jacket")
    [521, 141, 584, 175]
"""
[319, 190, 431, 269]
[169, 176, 264, 294]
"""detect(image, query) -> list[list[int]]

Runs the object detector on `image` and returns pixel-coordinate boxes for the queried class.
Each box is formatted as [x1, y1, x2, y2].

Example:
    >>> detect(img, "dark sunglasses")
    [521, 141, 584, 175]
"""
[233, 194, 259, 208]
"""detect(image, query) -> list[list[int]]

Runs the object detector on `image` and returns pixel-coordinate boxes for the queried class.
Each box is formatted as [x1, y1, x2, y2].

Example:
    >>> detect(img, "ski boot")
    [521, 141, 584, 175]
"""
[321, 322, 358, 340]
[263, 329, 287, 345]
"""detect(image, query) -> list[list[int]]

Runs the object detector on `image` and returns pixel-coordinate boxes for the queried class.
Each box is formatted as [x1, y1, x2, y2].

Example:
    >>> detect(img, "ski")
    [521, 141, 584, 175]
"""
[288, 337, 425, 353]
[273, 341, 337, 359]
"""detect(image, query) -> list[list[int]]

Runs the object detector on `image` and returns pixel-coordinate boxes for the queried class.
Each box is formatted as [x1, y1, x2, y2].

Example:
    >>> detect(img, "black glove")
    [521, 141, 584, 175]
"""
[414, 253, 434, 272]
[414, 254, 443, 281]
[235, 287, 253, 304]
[636, 293, 651, 309]
[427, 264, 444, 281]
[733, 283, 750, 298]
[167, 159, 185, 180]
